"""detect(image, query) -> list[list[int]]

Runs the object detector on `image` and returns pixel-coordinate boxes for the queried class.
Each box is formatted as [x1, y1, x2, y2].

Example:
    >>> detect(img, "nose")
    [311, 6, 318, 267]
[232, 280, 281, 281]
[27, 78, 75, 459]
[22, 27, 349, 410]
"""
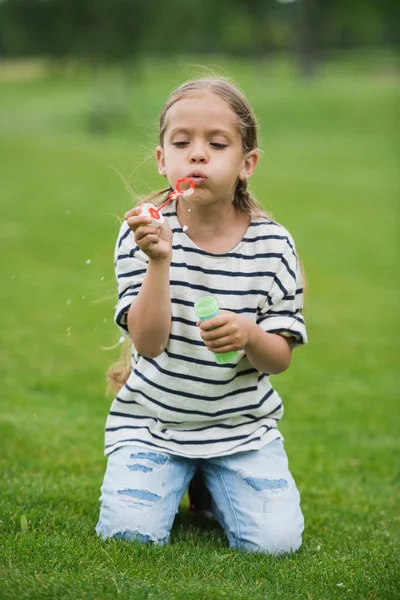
[189, 141, 208, 164]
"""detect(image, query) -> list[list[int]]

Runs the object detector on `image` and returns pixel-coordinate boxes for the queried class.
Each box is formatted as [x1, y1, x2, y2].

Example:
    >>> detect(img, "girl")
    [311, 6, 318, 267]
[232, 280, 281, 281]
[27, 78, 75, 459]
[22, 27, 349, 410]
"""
[96, 77, 307, 555]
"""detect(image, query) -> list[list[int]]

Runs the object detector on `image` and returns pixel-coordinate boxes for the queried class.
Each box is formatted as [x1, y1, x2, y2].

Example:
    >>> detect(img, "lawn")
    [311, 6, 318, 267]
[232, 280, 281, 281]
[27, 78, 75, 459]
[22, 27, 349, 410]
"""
[0, 55, 399, 599]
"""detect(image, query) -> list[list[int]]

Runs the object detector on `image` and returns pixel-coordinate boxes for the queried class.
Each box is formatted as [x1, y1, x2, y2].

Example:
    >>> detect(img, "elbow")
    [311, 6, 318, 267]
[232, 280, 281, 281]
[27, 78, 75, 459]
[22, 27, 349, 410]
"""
[268, 360, 291, 375]
[253, 358, 291, 376]
[260, 348, 293, 375]
[139, 347, 166, 359]
[130, 339, 167, 359]
[269, 351, 293, 375]
[268, 334, 294, 374]
[128, 329, 167, 358]
[127, 311, 170, 359]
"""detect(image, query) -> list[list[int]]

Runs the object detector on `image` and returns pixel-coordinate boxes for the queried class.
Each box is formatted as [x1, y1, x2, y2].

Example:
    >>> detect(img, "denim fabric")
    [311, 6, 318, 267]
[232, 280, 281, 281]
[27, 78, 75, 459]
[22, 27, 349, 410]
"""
[96, 439, 304, 555]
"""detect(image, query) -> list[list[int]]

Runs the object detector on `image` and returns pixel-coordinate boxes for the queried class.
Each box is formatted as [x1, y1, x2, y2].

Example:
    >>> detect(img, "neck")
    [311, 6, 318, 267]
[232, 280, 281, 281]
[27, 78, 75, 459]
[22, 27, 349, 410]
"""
[175, 198, 251, 254]
[176, 199, 241, 237]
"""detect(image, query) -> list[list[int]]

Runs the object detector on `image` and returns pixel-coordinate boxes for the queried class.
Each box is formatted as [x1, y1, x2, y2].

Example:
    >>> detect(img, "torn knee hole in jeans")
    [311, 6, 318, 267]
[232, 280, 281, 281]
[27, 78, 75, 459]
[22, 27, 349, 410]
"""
[118, 488, 162, 509]
[244, 476, 288, 494]
[113, 530, 153, 543]
[128, 464, 153, 473]
[127, 451, 169, 473]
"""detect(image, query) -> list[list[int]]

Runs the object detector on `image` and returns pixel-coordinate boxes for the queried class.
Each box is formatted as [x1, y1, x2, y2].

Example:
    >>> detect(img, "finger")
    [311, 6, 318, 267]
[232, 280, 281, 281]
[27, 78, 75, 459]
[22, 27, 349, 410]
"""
[134, 225, 158, 241]
[124, 205, 145, 219]
[139, 234, 160, 248]
[203, 337, 236, 353]
[213, 344, 238, 354]
[136, 234, 158, 249]
[200, 315, 227, 331]
[156, 221, 173, 242]
[200, 324, 231, 341]
[202, 333, 233, 349]
[157, 219, 169, 231]
[201, 332, 235, 348]
[126, 215, 152, 230]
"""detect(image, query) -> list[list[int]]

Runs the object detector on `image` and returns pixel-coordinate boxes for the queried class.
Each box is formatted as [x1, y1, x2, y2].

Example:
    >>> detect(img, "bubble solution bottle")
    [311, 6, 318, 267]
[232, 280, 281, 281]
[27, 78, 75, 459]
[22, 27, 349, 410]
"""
[194, 296, 238, 365]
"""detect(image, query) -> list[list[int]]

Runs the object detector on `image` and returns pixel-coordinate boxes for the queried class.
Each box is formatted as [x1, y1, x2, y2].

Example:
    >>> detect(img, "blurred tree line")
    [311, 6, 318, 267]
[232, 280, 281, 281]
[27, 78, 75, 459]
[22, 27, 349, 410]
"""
[0, 0, 398, 77]
[1, 0, 397, 133]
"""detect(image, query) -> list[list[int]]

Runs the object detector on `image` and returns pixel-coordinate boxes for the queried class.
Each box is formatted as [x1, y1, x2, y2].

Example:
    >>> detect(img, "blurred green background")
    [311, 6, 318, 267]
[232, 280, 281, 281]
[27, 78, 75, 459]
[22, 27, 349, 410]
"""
[0, 1, 399, 599]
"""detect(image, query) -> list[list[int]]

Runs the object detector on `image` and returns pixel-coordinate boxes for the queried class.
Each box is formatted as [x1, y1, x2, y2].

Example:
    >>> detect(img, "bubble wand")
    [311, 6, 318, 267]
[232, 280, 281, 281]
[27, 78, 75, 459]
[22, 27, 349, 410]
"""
[139, 177, 195, 227]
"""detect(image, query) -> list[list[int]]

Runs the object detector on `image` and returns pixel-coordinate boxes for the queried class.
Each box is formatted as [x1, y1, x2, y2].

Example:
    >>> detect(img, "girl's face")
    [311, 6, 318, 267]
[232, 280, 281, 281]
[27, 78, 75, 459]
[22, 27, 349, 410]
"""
[156, 92, 258, 207]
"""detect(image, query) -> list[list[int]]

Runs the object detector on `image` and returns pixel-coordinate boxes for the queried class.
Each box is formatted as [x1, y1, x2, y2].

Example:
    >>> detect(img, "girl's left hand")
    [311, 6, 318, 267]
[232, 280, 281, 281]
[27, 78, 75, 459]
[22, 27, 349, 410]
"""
[197, 311, 253, 354]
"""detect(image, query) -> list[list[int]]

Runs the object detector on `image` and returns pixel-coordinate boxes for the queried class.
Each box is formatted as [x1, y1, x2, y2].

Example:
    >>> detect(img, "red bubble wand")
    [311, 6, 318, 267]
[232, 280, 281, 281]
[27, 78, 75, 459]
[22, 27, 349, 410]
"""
[142, 178, 195, 226]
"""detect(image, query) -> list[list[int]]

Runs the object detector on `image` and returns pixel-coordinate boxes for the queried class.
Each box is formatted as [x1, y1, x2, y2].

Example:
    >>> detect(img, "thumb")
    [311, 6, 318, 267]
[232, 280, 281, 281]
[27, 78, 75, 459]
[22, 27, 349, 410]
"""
[158, 219, 172, 235]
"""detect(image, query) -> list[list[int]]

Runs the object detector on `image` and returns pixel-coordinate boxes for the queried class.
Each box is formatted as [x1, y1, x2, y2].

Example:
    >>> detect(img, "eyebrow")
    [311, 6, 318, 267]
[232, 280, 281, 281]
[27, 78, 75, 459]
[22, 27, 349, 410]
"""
[168, 127, 234, 140]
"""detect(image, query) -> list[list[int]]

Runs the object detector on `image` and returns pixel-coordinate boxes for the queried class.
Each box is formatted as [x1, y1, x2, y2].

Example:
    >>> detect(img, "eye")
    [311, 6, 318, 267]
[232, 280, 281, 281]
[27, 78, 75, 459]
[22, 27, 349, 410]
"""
[172, 141, 189, 148]
[210, 142, 228, 149]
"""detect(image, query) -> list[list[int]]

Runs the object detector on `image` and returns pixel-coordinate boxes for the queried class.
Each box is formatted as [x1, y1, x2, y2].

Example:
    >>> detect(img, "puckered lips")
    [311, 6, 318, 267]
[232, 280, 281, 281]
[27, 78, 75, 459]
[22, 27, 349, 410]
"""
[186, 170, 208, 184]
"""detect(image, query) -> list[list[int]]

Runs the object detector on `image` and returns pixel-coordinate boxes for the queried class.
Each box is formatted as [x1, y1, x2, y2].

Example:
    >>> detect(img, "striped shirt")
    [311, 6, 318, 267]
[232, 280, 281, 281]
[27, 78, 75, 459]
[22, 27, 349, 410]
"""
[104, 207, 307, 458]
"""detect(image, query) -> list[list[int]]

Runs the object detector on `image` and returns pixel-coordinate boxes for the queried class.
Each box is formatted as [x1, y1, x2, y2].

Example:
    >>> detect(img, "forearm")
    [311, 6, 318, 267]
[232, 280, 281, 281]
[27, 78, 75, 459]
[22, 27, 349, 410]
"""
[244, 322, 293, 375]
[127, 259, 171, 357]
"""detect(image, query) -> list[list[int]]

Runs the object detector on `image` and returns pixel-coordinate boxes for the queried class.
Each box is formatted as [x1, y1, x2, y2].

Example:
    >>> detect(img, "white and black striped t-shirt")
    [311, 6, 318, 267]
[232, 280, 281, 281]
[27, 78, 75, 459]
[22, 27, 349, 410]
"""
[104, 208, 307, 458]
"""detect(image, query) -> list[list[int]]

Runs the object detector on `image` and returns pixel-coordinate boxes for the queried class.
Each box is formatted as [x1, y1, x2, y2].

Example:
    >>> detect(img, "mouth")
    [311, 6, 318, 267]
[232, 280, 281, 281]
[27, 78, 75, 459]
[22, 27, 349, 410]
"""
[186, 170, 208, 184]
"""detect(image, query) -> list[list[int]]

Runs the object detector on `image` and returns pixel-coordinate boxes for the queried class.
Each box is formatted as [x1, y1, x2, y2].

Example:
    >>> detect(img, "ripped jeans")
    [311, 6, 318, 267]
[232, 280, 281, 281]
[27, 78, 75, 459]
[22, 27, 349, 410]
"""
[96, 439, 304, 555]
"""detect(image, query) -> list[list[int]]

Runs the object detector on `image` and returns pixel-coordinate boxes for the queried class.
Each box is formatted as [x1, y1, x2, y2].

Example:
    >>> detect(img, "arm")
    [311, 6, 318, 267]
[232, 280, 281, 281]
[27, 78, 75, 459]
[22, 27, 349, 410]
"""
[123, 205, 173, 358]
[127, 258, 171, 357]
[198, 234, 307, 373]
[198, 313, 293, 374]
[243, 322, 293, 374]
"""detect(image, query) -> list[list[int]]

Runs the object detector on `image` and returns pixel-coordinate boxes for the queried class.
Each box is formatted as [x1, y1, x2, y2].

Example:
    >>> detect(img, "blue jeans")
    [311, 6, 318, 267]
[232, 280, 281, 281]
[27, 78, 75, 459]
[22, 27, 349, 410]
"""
[96, 439, 304, 555]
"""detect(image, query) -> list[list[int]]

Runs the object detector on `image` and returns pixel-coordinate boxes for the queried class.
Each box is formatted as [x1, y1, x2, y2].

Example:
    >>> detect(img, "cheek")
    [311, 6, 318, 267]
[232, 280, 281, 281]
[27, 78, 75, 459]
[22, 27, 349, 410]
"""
[219, 154, 243, 173]
[162, 148, 178, 164]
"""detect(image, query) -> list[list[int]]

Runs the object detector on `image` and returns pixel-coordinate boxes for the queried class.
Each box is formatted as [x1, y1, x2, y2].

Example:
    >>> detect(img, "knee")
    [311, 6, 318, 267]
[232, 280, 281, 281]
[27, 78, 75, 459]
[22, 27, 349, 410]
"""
[234, 518, 304, 556]
[237, 530, 302, 556]
[259, 526, 303, 556]
[109, 530, 167, 545]
[96, 520, 169, 545]
[96, 496, 170, 545]
[110, 531, 152, 544]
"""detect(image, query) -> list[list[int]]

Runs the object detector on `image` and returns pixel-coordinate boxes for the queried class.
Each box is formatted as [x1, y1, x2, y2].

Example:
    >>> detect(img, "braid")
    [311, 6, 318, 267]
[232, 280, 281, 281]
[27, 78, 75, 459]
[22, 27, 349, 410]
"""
[233, 178, 270, 219]
[234, 178, 250, 212]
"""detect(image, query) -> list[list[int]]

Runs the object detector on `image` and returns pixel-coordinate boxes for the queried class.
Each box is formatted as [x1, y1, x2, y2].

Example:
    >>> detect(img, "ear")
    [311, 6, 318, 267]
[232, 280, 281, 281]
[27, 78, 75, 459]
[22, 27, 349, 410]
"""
[239, 149, 259, 181]
[155, 146, 167, 176]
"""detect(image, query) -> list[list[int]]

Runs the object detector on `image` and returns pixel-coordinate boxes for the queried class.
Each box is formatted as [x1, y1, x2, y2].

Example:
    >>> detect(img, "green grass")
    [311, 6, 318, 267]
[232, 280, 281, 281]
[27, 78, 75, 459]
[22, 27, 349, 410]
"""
[0, 55, 399, 599]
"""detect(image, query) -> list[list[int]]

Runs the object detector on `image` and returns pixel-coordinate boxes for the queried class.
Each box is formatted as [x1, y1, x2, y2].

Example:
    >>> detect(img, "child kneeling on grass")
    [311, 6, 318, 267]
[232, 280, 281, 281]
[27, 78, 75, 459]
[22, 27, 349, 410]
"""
[96, 77, 307, 555]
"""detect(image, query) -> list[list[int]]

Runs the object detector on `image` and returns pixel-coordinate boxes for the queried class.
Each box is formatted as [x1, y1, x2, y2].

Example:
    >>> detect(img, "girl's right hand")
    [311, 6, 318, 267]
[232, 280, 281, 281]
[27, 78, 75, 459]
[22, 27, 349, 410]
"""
[124, 206, 173, 262]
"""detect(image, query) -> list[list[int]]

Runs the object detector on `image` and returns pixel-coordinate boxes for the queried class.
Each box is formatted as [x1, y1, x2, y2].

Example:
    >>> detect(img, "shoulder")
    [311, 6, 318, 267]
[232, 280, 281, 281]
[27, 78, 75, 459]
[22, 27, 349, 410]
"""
[246, 216, 297, 255]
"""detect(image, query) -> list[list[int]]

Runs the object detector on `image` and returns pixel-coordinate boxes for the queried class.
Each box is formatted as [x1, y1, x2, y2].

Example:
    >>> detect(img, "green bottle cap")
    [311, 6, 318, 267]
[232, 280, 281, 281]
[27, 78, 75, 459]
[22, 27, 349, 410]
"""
[194, 296, 219, 319]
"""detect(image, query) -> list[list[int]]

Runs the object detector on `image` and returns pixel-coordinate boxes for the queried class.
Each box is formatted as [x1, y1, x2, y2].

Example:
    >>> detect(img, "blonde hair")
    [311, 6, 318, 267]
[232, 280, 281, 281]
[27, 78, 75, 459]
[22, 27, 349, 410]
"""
[107, 77, 271, 394]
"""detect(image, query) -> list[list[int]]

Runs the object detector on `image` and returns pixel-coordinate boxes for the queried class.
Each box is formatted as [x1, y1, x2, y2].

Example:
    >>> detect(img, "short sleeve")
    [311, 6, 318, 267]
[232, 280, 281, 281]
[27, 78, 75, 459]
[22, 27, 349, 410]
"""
[257, 235, 307, 348]
[113, 222, 148, 334]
